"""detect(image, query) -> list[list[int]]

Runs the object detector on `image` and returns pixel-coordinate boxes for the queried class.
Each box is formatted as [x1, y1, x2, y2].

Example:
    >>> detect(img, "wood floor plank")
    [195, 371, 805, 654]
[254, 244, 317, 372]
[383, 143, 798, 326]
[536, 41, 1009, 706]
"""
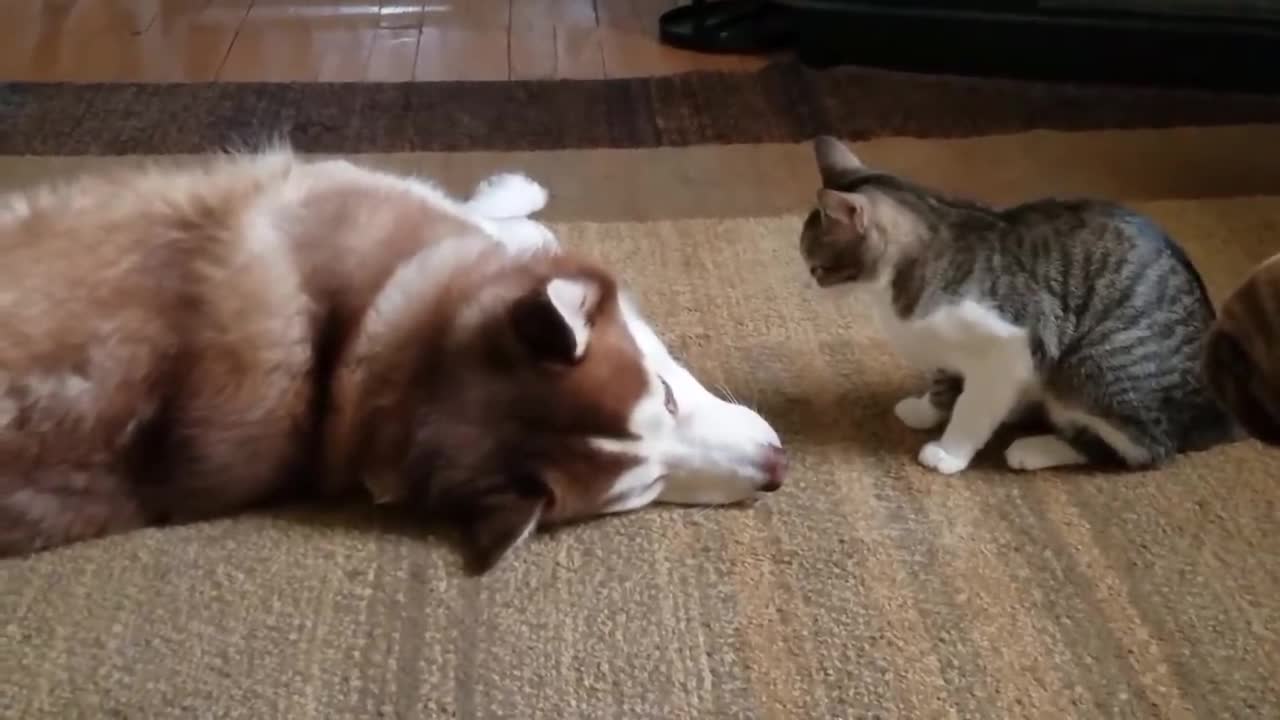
[316, 28, 378, 81]
[1, 0, 766, 82]
[421, 0, 508, 29]
[366, 27, 421, 81]
[377, 0, 426, 29]
[595, 0, 674, 32]
[221, 25, 325, 81]
[509, 20, 555, 80]
[414, 26, 507, 81]
[555, 25, 605, 80]
[133, 2, 246, 82]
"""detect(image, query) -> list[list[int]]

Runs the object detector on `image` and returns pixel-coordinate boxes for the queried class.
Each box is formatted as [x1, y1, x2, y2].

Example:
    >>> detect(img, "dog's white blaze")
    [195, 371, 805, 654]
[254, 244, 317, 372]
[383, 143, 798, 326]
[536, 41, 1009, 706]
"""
[601, 462, 668, 515]
[592, 369, 674, 513]
[546, 278, 593, 360]
[588, 294, 783, 510]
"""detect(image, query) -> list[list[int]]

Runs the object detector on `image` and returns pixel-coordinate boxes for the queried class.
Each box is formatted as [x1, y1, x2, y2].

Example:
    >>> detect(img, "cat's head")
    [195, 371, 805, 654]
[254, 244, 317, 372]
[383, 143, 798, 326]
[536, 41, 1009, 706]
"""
[799, 136, 916, 288]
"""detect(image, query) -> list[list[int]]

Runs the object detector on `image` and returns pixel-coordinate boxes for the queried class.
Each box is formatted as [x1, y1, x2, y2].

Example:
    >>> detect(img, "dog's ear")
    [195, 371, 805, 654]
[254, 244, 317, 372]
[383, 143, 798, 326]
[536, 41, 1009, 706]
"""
[455, 470, 548, 574]
[508, 276, 603, 365]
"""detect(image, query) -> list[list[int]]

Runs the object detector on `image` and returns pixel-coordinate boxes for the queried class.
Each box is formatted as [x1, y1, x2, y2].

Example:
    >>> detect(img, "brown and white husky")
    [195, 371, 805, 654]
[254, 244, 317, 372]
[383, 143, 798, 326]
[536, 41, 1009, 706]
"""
[0, 149, 785, 573]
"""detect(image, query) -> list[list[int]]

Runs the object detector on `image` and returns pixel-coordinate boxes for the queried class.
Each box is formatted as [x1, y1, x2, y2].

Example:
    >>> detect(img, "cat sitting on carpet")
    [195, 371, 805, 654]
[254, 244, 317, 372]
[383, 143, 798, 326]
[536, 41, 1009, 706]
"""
[1203, 251, 1280, 446]
[797, 135, 1239, 475]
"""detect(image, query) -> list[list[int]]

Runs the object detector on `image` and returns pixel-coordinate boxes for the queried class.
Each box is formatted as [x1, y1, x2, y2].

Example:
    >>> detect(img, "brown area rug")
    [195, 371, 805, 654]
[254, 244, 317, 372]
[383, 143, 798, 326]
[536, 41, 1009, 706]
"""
[2, 65, 1279, 719]
[7, 61, 1280, 154]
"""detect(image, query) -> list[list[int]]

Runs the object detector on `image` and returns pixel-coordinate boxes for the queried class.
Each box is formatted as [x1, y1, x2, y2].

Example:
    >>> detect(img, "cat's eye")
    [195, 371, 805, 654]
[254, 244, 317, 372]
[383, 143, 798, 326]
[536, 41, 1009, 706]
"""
[661, 377, 678, 415]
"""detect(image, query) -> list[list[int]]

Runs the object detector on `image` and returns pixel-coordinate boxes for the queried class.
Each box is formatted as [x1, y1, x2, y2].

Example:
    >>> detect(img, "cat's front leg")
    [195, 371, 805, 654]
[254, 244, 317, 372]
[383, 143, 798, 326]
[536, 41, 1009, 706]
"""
[918, 364, 1025, 475]
[895, 370, 963, 430]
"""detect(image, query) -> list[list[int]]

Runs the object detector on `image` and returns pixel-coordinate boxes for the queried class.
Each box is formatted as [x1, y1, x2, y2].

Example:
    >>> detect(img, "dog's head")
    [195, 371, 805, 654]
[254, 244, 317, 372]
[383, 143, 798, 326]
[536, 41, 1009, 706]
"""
[330, 240, 785, 573]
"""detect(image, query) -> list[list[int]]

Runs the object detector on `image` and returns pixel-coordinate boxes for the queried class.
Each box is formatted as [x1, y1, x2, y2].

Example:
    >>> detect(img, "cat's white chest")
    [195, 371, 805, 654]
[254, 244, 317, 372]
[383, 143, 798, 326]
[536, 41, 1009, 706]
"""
[872, 295, 1031, 379]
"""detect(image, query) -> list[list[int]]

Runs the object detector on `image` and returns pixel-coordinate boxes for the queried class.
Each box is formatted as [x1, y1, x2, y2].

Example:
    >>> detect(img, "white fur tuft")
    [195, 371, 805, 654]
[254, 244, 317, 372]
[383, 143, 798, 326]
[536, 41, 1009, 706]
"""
[546, 278, 593, 360]
[466, 173, 549, 220]
[490, 217, 559, 255]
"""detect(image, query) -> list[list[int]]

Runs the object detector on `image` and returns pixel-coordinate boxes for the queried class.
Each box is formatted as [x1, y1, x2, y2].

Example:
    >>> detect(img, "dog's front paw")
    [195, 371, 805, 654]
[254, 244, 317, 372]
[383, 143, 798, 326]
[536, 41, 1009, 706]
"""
[894, 395, 945, 430]
[918, 441, 970, 475]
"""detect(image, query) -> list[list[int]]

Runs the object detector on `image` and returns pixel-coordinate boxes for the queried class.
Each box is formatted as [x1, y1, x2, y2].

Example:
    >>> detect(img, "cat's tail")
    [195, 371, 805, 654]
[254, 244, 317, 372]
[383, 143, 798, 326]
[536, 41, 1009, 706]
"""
[465, 173, 548, 220]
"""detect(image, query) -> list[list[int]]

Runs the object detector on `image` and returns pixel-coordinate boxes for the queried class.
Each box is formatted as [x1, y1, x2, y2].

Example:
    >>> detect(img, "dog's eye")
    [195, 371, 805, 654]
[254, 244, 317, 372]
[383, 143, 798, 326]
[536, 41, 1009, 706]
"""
[661, 377, 677, 415]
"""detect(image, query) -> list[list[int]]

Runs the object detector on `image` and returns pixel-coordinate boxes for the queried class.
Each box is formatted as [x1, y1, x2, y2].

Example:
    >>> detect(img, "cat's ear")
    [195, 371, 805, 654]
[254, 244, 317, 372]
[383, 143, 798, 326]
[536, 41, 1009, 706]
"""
[813, 136, 865, 186]
[818, 189, 868, 233]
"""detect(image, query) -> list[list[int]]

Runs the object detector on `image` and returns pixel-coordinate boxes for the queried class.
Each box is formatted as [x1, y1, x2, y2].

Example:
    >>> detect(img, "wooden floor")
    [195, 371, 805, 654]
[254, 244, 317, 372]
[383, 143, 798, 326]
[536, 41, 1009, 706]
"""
[0, 0, 770, 82]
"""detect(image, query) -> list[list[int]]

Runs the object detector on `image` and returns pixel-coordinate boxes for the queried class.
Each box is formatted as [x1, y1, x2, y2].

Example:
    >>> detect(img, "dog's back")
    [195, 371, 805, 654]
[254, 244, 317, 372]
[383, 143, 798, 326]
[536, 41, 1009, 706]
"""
[0, 154, 329, 552]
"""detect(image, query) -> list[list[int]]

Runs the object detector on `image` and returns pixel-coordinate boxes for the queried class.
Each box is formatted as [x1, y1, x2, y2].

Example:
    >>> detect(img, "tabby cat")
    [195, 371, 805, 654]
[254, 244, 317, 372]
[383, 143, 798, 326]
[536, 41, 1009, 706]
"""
[1203, 251, 1280, 446]
[799, 136, 1239, 474]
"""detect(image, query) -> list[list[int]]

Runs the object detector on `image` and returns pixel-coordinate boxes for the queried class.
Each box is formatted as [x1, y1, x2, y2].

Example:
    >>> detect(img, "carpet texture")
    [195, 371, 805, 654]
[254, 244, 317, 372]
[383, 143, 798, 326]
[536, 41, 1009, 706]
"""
[2, 65, 1279, 719]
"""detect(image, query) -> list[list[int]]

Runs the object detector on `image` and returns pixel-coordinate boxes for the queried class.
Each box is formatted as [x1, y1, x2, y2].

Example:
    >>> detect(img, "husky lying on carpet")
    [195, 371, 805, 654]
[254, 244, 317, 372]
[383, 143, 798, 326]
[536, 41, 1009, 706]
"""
[0, 150, 784, 572]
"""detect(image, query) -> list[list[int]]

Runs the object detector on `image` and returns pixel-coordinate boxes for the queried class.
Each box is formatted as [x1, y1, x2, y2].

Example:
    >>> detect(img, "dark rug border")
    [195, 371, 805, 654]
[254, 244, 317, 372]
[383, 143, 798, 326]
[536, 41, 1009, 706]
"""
[5, 62, 1280, 155]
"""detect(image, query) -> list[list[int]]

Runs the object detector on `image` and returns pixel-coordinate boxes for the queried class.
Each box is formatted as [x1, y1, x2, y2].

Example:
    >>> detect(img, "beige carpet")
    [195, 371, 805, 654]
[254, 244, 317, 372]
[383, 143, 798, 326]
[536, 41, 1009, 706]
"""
[2, 127, 1280, 718]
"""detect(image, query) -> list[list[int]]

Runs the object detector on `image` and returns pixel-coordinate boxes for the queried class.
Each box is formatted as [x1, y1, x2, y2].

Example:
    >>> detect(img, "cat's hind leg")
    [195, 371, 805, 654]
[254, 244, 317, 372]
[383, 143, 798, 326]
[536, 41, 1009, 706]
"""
[1004, 434, 1088, 471]
[919, 356, 1034, 475]
[1030, 382, 1176, 471]
[894, 370, 962, 430]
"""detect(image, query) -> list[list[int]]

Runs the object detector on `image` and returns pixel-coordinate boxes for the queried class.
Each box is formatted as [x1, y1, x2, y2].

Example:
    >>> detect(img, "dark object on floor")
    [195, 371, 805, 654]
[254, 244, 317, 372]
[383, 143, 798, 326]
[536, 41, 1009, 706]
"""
[660, 1, 1280, 94]
[658, 0, 798, 53]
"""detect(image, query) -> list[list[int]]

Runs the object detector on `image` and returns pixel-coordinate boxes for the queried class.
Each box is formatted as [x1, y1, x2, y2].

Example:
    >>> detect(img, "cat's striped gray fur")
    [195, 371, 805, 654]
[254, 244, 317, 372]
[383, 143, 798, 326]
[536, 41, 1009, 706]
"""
[799, 136, 1239, 474]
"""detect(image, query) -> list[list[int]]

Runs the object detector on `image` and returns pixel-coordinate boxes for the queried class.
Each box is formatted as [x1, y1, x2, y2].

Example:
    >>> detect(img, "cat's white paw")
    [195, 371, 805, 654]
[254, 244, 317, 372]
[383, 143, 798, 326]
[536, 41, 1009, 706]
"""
[918, 441, 970, 475]
[1004, 434, 1087, 471]
[894, 395, 945, 430]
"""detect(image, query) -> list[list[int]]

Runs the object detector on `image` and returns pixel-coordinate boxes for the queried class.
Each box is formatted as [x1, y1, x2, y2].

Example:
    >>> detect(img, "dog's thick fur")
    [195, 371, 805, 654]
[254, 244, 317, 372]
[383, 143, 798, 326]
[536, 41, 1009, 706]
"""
[0, 151, 784, 572]
[1204, 251, 1280, 447]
